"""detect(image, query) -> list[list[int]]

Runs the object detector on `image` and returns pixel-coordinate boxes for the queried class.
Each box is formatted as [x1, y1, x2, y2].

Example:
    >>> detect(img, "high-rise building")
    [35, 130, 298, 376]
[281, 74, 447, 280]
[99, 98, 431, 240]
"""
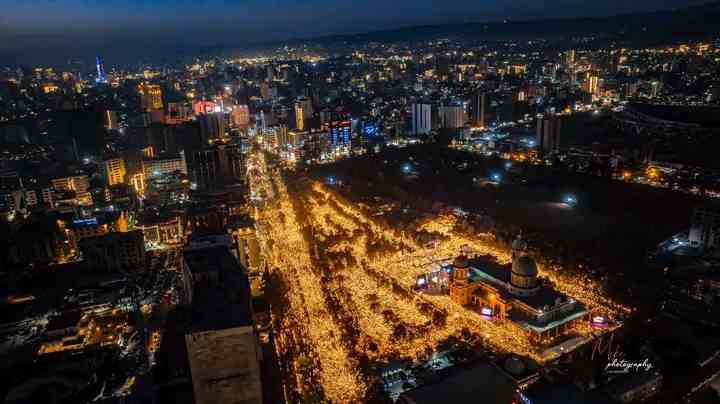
[328, 120, 351, 149]
[294, 97, 313, 130]
[411, 103, 432, 135]
[166, 102, 193, 124]
[469, 91, 486, 128]
[609, 49, 621, 74]
[197, 112, 227, 143]
[95, 56, 108, 84]
[302, 131, 330, 162]
[228, 217, 262, 272]
[584, 74, 600, 96]
[135, 214, 183, 245]
[142, 152, 188, 179]
[265, 125, 290, 150]
[79, 230, 146, 272]
[143, 172, 188, 206]
[51, 175, 90, 193]
[287, 130, 305, 148]
[182, 240, 261, 404]
[439, 105, 466, 129]
[147, 123, 183, 155]
[535, 115, 562, 155]
[189, 144, 244, 190]
[295, 108, 306, 131]
[103, 157, 126, 186]
[230, 105, 250, 128]
[689, 204, 720, 250]
[139, 83, 163, 111]
[103, 110, 118, 131]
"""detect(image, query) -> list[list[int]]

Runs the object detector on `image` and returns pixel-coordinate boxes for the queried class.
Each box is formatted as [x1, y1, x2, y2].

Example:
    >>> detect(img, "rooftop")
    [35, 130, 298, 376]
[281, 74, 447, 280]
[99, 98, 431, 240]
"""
[45, 310, 82, 332]
[183, 245, 253, 332]
[185, 327, 262, 404]
[605, 371, 662, 398]
[468, 255, 570, 311]
[398, 361, 517, 404]
[185, 234, 234, 253]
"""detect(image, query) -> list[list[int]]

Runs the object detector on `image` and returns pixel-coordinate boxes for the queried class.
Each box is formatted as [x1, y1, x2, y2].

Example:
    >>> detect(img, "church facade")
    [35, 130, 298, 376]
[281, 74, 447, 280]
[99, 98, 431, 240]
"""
[449, 236, 588, 342]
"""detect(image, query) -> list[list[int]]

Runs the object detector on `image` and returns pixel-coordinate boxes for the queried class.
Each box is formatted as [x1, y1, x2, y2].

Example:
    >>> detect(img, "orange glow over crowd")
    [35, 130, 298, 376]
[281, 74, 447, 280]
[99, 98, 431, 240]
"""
[248, 150, 627, 402]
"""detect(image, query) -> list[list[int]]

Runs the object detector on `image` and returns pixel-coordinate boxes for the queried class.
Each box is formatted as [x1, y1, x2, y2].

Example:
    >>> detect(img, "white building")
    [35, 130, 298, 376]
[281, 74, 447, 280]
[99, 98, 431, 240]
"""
[142, 151, 188, 179]
[412, 103, 432, 135]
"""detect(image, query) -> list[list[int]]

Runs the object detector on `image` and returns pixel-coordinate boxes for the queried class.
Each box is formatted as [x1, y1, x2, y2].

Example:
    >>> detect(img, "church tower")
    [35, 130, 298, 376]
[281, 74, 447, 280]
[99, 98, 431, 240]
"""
[450, 254, 473, 305]
[509, 233, 540, 296]
[452, 255, 470, 284]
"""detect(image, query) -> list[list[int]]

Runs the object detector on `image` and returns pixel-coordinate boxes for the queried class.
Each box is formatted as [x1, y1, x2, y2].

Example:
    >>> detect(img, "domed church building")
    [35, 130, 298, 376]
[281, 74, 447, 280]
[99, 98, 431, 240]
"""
[449, 235, 588, 342]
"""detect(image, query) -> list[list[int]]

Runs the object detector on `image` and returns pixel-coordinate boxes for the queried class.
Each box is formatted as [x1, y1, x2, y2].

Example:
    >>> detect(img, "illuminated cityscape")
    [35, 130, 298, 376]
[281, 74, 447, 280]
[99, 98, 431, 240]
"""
[2, 1, 720, 403]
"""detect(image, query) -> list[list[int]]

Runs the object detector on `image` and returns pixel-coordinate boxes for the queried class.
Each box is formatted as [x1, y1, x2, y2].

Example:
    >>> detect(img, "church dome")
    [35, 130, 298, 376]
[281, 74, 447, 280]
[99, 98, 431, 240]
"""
[512, 255, 538, 277]
[453, 255, 469, 269]
[512, 237, 528, 253]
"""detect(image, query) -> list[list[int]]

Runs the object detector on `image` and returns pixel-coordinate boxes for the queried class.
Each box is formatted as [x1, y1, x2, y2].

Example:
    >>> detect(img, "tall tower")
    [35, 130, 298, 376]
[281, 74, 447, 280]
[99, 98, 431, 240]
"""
[294, 101, 306, 130]
[329, 120, 351, 149]
[452, 255, 470, 284]
[585, 73, 599, 96]
[295, 97, 313, 130]
[535, 114, 562, 155]
[470, 91, 486, 128]
[449, 255, 473, 305]
[509, 234, 539, 296]
[512, 233, 528, 260]
[411, 103, 432, 135]
[95, 56, 108, 84]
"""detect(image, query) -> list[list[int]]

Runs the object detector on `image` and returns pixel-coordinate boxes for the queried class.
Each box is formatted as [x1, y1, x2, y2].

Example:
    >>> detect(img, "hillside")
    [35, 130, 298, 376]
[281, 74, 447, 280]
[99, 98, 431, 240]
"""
[313, 1, 720, 45]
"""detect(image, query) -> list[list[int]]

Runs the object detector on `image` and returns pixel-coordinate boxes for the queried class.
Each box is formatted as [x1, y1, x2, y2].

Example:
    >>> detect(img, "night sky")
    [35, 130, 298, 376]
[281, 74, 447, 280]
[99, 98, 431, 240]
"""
[0, 0, 712, 65]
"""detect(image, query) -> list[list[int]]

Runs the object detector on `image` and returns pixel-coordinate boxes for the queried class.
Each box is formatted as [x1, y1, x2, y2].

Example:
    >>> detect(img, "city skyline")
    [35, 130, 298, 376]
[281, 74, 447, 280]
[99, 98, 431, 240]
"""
[2, 2, 720, 403]
[1, 0, 715, 65]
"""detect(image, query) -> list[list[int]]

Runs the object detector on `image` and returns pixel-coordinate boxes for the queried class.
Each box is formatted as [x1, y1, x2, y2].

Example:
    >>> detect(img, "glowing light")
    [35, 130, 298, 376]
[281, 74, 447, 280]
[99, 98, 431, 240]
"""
[591, 316, 608, 329]
[247, 149, 627, 398]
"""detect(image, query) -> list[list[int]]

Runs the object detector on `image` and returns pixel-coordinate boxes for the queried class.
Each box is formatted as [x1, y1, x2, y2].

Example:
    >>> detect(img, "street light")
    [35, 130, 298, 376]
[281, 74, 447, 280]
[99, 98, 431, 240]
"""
[564, 194, 577, 206]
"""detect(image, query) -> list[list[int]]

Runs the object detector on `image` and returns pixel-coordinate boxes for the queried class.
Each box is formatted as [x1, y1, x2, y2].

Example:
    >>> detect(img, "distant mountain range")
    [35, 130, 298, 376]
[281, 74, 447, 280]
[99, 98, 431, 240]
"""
[311, 1, 720, 46]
